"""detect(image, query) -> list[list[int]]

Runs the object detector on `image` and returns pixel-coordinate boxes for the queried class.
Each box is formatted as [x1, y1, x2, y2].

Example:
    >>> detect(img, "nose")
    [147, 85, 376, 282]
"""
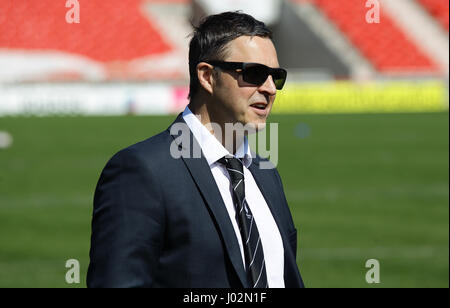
[258, 75, 277, 96]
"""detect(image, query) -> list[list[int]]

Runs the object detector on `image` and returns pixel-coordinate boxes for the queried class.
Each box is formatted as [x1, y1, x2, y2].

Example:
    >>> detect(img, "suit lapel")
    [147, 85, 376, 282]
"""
[167, 114, 249, 288]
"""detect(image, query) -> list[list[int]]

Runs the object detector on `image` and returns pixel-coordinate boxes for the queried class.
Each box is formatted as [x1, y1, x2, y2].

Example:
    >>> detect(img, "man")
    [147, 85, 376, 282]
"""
[87, 11, 304, 288]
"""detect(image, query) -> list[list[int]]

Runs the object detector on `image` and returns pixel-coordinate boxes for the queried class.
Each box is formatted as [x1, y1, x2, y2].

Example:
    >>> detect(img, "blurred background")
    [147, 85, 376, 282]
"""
[0, 0, 448, 287]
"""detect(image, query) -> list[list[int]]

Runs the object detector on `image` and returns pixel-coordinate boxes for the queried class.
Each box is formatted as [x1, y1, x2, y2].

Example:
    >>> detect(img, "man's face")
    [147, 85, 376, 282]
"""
[210, 36, 280, 131]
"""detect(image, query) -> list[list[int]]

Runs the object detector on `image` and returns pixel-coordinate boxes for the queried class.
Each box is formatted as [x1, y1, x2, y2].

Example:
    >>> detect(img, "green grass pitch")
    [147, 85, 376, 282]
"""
[0, 112, 448, 287]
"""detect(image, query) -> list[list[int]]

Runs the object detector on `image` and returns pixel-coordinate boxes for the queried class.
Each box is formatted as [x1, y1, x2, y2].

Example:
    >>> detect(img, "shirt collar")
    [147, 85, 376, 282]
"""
[182, 106, 253, 168]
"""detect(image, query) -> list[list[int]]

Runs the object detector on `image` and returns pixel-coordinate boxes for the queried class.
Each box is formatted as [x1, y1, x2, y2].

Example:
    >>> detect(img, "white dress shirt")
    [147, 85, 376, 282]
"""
[182, 106, 285, 288]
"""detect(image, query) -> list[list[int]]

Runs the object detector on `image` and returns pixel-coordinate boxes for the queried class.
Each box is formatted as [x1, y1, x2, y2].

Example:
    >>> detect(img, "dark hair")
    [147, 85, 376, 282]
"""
[188, 11, 272, 100]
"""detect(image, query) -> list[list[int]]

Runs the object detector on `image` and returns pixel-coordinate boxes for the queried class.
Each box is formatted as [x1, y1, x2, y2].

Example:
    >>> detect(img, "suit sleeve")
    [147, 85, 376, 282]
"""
[87, 147, 165, 288]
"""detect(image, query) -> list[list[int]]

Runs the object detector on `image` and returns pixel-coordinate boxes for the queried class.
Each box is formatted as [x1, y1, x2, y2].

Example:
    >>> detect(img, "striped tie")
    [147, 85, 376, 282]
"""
[220, 157, 268, 288]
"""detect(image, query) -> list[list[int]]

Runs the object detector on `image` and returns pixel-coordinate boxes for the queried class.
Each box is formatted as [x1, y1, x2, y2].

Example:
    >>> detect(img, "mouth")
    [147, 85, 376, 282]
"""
[250, 102, 268, 110]
[249, 102, 269, 117]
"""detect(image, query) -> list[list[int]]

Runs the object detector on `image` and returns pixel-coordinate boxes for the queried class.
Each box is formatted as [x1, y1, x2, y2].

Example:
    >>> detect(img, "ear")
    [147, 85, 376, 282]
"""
[197, 62, 215, 95]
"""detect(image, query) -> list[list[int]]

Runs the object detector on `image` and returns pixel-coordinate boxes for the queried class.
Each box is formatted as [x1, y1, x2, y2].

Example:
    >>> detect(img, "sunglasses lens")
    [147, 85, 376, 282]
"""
[243, 65, 268, 85]
[243, 64, 287, 90]
[272, 69, 287, 90]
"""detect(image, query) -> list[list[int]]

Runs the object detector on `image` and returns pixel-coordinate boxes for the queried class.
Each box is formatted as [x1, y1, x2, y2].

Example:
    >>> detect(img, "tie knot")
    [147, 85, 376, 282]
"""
[219, 157, 244, 182]
[220, 157, 243, 171]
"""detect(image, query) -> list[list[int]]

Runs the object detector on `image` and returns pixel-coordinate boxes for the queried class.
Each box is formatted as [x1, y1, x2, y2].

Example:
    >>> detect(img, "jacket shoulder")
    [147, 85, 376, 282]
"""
[109, 129, 174, 166]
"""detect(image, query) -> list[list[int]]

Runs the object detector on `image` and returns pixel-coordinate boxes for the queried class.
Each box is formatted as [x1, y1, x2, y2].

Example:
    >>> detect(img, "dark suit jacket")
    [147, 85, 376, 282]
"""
[87, 113, 304, 288]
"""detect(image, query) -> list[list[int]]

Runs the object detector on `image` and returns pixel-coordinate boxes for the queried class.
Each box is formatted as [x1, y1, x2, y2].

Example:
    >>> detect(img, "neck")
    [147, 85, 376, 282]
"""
[188, 99, 245, 155]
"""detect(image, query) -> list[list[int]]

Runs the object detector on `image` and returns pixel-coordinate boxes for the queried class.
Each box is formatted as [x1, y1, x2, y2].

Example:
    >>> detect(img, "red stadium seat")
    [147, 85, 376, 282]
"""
[417, 0, 449, 31]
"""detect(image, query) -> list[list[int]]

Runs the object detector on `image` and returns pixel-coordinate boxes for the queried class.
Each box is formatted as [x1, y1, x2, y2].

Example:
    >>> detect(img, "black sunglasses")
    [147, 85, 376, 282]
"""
[206, 61, 287, 90]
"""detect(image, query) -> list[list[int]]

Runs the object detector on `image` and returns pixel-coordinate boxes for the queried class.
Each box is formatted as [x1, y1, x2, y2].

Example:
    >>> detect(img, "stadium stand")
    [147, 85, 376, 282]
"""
[0, 0, 447, 115]
[417, 0, 449, 31]
[0, 0, 173, 62]
[0, 0, 191, 81]
[298, 0, 438, 74]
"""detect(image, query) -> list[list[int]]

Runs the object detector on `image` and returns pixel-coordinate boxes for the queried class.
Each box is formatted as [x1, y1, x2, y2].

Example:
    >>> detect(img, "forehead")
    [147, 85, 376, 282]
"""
[224, 36, 280, 68]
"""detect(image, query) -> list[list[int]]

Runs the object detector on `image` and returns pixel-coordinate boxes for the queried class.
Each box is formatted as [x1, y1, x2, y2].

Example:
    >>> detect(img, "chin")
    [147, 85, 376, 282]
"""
[245, 121, 267, 134]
